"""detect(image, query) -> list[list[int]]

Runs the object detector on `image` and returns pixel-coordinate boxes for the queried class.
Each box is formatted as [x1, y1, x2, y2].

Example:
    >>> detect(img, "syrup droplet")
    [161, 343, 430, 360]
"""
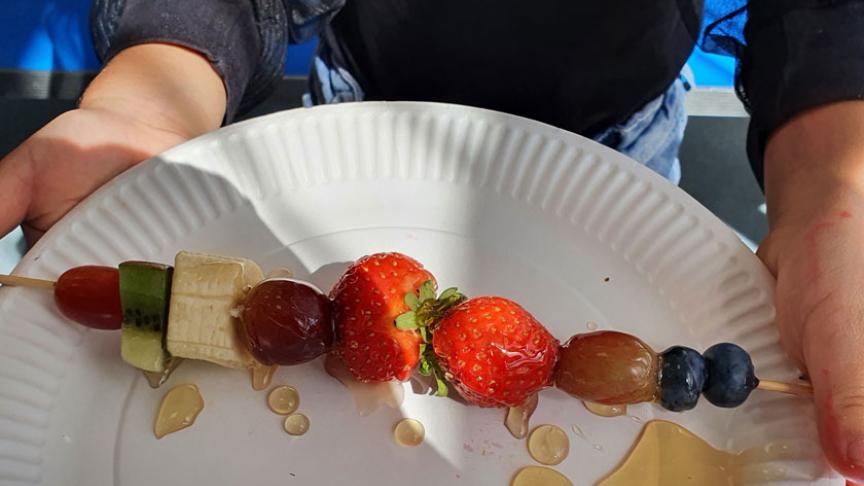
[510, 466, 573, 486]
[283, 413, 310, 436]
[393, 418, 425, 447]
[267, 385, 300, 415]
[586, 321, 599, 331]
[324, 354, 404, 416]
[582, 401, 627, 417]
[266, 267, 294, 279]
[154, 384, 204, 439]
[505, 394, 539, 439]
[250, 363, 278, 391]
[527, 425, 570, 466]
[596, 420, 811, 485]
[570, 424, 585, 439]
[142, 357, 184, 389]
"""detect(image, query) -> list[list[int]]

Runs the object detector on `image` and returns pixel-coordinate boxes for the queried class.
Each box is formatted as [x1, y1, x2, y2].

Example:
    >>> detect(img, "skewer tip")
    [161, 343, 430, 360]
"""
[0, 274, 57, 290]
[757, 379, 813, 398]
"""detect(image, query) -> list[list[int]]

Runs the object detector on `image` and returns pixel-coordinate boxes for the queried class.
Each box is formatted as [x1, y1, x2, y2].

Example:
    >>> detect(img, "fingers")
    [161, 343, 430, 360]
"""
[802, 299, 864, 482]
[768, 212, 864, 482]
[0, 143, 34, 239]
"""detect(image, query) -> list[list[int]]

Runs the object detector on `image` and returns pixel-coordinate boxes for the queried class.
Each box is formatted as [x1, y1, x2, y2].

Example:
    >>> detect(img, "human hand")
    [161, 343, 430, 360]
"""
[0, 43, 226, 245]
[760, 199, 864, 482]
[0, 105, 187, 244]
[761, 101, 864, 481]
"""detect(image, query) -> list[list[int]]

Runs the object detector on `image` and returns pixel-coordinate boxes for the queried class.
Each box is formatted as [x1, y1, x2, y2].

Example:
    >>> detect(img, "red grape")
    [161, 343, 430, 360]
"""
[554, 331, 658, 404]
[239, 278, 333, 365]
[54, 266, 123, 330]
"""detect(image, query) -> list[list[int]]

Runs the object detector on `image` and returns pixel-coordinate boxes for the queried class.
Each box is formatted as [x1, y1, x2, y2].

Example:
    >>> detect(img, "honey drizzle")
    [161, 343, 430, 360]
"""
[527, 424, 570, 465]
[596, 420, 813, 485]
[283, 413, 310, 436]
[582, 401, 627, 418]
[393, 418, 425, 447]
[266, 268, 294, 279]
[511, 466, 574, 486]
[324, 354, 404, 416]
[153, 384, 204, 439]
[504, 394, 539, 439]
[250, 363, 278, 391]
[142, 357, 184, 389]
[267, 385, 300, 415]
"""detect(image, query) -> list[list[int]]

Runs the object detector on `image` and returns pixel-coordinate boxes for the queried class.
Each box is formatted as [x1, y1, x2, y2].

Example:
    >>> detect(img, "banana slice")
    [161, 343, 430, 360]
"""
[166, 251, 263, 368]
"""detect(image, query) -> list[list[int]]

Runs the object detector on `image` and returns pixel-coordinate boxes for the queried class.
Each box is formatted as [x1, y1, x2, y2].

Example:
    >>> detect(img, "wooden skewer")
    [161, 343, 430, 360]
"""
[0, 271, 836, 403]
[757, 379, 813, 397]
[0, 274, 56, 290]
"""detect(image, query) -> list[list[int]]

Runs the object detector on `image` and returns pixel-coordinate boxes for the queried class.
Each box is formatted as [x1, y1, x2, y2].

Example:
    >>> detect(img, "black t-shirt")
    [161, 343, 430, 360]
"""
[92, 0, 864, 184]
[326, 0, 700, 137]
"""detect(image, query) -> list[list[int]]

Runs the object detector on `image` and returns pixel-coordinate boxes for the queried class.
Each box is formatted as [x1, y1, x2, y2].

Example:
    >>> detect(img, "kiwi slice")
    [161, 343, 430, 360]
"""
[119, 261, 173, 372]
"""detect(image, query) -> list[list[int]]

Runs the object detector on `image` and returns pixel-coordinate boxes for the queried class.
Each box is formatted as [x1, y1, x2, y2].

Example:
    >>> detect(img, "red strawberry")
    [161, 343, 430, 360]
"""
[430, 296, 559, 407]
[330, 253, 436, 382]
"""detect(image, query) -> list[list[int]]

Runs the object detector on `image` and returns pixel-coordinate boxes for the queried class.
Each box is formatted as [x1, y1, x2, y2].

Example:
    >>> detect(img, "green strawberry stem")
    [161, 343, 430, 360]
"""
[394, 280, 466, 397]
[421, 349, 450, 397]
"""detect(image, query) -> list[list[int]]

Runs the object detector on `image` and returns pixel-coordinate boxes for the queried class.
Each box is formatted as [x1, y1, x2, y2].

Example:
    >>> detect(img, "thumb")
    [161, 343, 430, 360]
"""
[0, 143, 33, 239]
[803, 306, 864, 481]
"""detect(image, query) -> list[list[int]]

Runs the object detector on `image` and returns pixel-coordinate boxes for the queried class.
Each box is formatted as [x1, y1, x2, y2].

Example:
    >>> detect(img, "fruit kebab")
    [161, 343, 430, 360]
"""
[0, 251, 811, 413]
[553, 330, 811, 413]
[0, 251, 335, 388]
[325, 253, 811, 410]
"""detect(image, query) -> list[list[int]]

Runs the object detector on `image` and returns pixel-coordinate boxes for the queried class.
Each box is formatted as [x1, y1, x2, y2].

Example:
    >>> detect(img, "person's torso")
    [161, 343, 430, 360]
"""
[321, 0, 702, 135]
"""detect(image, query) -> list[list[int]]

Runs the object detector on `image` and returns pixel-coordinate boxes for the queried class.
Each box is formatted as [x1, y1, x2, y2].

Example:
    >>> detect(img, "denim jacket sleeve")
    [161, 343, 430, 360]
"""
[90, 0, 342, 121]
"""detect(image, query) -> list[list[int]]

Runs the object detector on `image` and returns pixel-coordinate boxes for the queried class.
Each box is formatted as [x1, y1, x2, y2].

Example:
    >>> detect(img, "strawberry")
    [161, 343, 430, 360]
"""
[429, 296, 559, 407]
[330, 252, 438, 382]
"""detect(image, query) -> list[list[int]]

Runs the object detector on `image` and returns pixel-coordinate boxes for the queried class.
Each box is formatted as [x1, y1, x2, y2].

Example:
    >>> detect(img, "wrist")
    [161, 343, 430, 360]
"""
[764, 101, 864, 232]
[81, 43, 226, 139]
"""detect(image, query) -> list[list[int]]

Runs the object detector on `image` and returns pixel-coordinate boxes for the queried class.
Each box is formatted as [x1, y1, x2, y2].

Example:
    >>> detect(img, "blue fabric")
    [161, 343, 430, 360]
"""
[592, 73, 691, 185]
[701, 0, 747, 57]
[302, 51, 364, 106]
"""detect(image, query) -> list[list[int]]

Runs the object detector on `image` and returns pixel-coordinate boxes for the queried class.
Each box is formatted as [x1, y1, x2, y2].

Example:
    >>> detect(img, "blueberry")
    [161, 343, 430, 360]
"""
[658, 346, 707, 412]
[702, 343, 759, 408]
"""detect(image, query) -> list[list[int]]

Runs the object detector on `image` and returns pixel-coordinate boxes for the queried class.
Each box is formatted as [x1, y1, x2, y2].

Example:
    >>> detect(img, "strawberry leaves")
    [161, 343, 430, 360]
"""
[394, 280, 465, 397]
[418, 343, 449, 397]
[395, 280, 464, 330]
[395, 311, 418, 330]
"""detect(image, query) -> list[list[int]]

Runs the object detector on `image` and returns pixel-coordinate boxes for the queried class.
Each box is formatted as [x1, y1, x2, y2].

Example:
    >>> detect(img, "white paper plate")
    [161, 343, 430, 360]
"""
[0, 102, 838, 485]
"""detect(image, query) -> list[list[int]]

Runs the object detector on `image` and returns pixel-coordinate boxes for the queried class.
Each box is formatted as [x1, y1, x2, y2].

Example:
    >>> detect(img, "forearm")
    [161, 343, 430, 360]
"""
[81, 43, 226, 139]
[763, 101, 864, 232]
[760, 100, 864, 339]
